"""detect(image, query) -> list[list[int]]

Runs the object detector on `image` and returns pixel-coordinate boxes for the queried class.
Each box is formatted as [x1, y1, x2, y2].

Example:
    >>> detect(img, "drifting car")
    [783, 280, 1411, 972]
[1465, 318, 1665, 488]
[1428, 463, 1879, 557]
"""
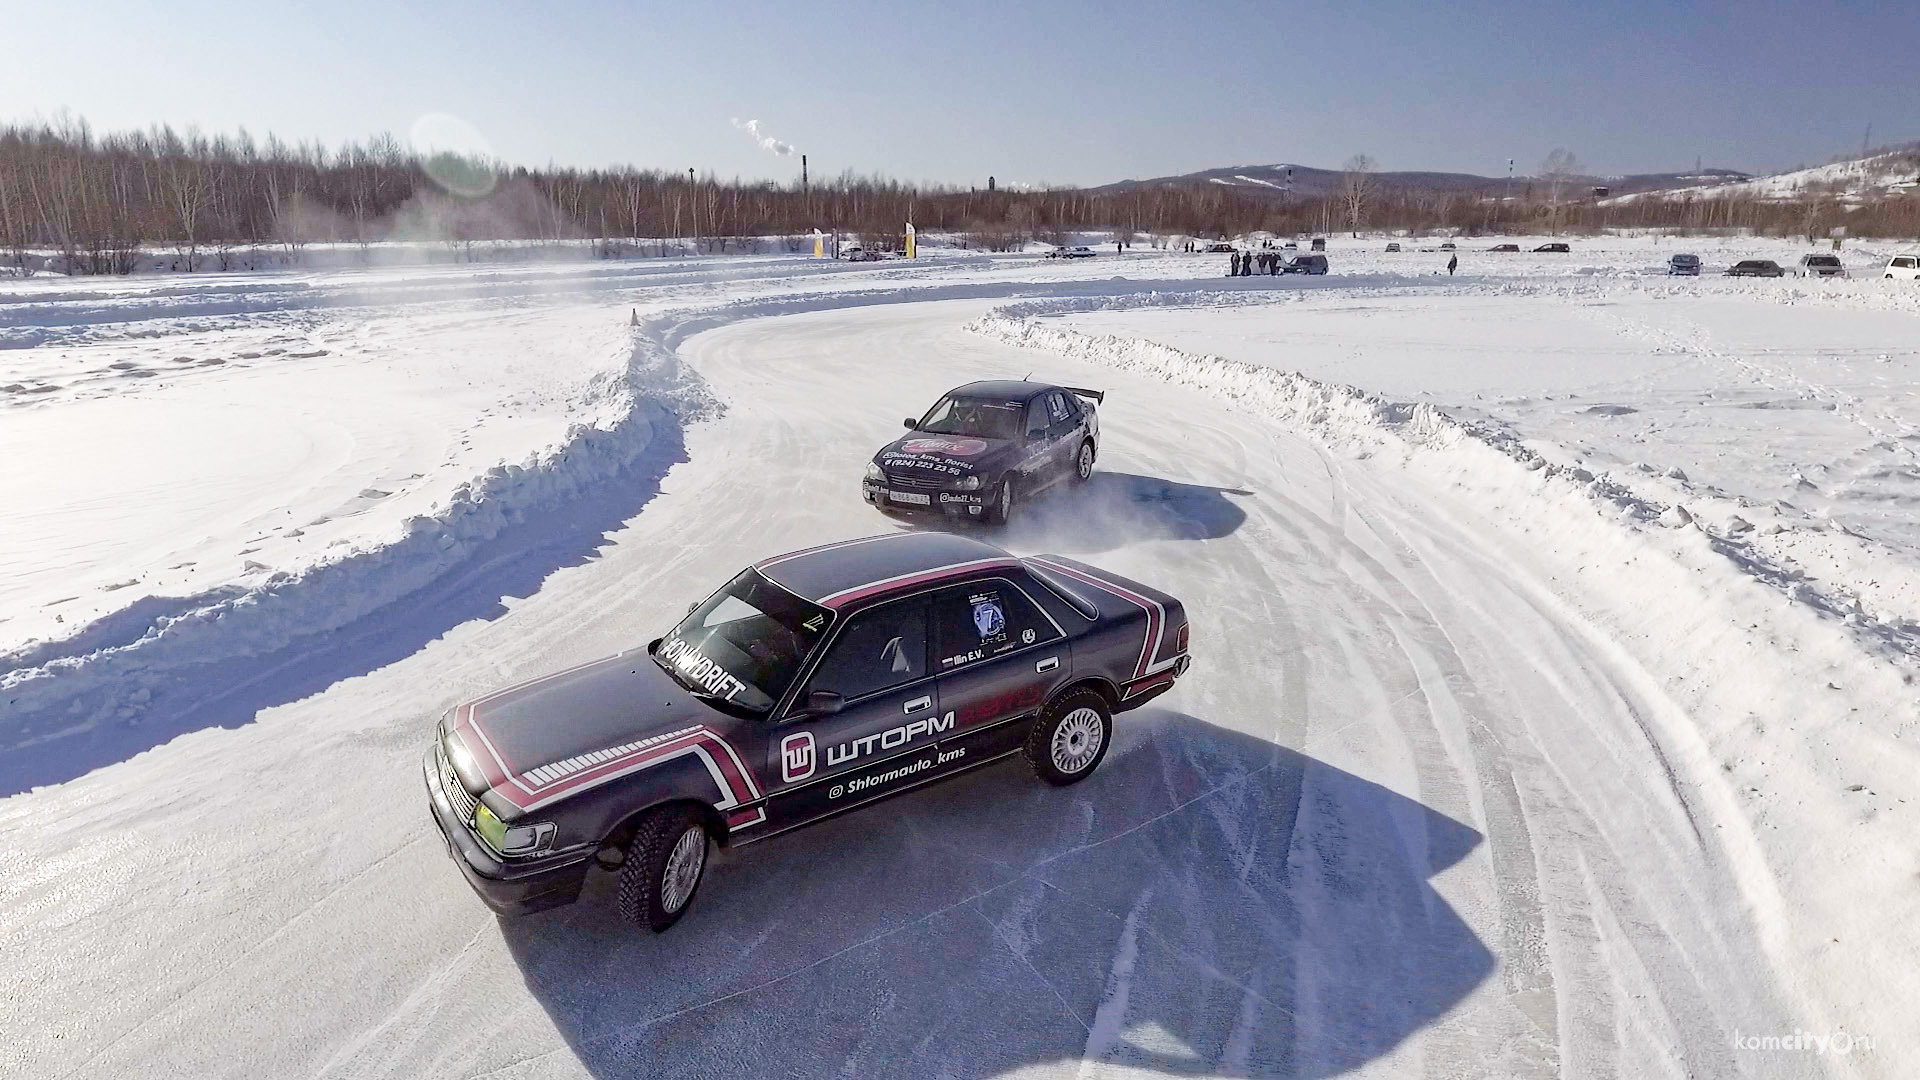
[1726, 259, 1785, 278]
[1533, 242, 1571, 253]
[843, 248, 883, 262]
[1667, 254, 1702, 276]
[1281, 254, 1329, 274]
[425, 531, 1192, 930]
[1794, 254, 1846, 279]
[1488, 243, 1521, 253]
[1047, 245, 1097, 259]
[865, 380, 1101, 525]
[1384, 242, 1402, 252]
[1886, 255, 1920, 280]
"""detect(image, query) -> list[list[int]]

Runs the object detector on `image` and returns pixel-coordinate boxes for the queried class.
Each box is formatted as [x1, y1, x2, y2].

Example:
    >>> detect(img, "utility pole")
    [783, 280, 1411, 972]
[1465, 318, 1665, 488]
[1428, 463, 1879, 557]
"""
[801, 153, 809, 224]
[688, 167, 698, 252]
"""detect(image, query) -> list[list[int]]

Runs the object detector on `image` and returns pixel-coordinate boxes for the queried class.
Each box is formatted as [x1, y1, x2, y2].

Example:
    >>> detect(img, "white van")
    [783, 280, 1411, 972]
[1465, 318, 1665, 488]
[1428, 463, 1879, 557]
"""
[1885, 255, 1920, 281]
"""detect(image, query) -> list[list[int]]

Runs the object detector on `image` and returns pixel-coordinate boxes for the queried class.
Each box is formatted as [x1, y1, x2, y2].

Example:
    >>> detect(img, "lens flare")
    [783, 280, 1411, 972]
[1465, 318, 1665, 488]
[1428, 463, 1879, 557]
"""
[409, 113, 498, 197]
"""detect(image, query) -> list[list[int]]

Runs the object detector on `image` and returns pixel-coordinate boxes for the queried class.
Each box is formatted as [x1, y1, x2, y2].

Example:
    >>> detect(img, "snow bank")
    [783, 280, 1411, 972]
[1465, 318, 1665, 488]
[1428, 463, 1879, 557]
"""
[0, 316, 713, 757]
[978, 294, 1920, 664]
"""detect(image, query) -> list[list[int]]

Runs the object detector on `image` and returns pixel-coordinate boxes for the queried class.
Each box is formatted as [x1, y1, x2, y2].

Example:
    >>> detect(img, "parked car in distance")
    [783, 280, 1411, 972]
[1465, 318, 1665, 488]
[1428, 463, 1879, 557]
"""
[1533, 242, 1571, 253]
[1488, 244, 1521, 253]
[1667, 254, 1702, 276]
[1886, 255, 1920, 280]
[1385, 242, 1402, 252]
[1438, 242, 1457, 251]
[1309, 238, 1327, 251]
[1282, 241, 1298, 250]
[1047, 245, 1096, 259]
[1726, 259, 1785, 278]
[843, 247, 882, 262]
[1280, 254, 1329, 275]
[1203, 241, 1235, 253]
[1794, 254, 1846, 278]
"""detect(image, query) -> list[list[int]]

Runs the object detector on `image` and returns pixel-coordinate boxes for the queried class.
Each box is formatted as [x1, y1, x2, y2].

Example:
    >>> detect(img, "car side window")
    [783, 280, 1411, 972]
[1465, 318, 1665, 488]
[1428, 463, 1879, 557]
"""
[1024, 401, 1048, 438]
[931, 580, 1061, 672]
[805, 597, 928, 703]
[1045, 391, 1072, 427]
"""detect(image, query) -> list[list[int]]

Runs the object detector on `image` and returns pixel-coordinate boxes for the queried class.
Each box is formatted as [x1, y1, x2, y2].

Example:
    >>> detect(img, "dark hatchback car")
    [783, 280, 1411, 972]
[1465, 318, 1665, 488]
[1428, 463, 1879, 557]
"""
[1726, 259, 1785, 278]
[425, 532, 1192, 930]
[1488, 243, 1521, 253]
[865, 380, 1101, 525]
[1667, 254, 1702, 276]
[1280, 254, 1330, 275]
[1533, 242, 1571, 253]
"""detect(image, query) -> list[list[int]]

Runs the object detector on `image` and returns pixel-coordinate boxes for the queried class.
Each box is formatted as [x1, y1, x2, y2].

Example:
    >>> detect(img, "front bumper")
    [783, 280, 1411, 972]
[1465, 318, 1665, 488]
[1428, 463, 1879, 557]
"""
[424, 750, 592, 916]
[863, 480, 988, 519]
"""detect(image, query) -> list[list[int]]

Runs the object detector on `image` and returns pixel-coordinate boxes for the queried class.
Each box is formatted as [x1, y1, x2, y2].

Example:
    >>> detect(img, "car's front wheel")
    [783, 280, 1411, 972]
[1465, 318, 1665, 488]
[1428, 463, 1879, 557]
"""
[987, 477, 1015, 526]
[616, 804, 710, 932]
[1025, 689, 1113, 786]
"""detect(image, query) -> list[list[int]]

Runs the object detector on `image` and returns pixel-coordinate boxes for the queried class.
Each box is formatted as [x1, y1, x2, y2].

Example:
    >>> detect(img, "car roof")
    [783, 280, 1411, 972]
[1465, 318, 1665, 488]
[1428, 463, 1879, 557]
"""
[754, 532, 1024, 609]
[945, 379, 1055, 402]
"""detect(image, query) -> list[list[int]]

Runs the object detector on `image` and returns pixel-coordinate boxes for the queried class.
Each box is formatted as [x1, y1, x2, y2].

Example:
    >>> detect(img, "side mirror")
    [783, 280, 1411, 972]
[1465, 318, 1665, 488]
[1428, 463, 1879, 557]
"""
[902, 417, 917, 429]
[686, 600, 699, 614]
[803, 690, 844, 717]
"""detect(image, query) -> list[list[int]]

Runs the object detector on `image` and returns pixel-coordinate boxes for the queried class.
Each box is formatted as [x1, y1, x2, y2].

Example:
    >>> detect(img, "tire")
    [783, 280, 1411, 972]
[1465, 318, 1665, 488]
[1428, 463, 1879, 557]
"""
[1072, 440, 1095, 484]
[986, 477, 1015, 527]
[1024, 688, 1113, 786]
[616, 804, 710, 932]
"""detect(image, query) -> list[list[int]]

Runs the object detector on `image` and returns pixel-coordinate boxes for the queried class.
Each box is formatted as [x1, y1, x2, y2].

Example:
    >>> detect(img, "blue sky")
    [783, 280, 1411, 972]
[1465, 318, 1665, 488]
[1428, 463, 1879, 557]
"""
[6, 1, 1918, 185]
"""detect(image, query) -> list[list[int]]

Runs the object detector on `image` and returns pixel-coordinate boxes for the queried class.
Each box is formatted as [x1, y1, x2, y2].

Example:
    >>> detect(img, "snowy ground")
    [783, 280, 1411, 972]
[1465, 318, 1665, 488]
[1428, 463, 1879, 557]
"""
[2, 237, 1915, 1078]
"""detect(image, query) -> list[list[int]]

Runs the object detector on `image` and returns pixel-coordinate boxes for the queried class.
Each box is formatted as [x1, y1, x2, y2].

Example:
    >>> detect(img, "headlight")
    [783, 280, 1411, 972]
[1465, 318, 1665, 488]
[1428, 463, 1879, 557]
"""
[864, 462, 884, 482]
[474, 802, 556, 856]
[954, 475, 982, 491]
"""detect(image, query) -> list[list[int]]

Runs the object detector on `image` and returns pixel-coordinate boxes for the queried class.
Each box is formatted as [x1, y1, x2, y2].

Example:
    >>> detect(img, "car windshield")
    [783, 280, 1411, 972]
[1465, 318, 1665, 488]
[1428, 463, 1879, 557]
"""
[654, 569, 832, 714]
[916, 394, 1025, 440]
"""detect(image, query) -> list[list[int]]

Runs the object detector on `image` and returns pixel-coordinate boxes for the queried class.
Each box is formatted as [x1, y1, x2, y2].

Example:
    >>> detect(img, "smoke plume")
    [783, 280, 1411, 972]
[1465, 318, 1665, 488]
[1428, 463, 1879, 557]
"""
[730, 118, 797, 157]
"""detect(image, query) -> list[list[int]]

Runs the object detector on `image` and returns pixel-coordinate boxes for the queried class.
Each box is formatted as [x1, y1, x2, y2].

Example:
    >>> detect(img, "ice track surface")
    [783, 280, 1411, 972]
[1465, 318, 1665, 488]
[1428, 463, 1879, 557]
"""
[1, 298, 1830, 1078]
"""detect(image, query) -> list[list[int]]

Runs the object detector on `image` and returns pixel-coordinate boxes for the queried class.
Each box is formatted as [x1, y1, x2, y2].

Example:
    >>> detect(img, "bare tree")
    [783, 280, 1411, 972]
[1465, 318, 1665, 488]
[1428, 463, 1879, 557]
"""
[1338, 155, 1376, 238]
[1539, 149, 1582, 234]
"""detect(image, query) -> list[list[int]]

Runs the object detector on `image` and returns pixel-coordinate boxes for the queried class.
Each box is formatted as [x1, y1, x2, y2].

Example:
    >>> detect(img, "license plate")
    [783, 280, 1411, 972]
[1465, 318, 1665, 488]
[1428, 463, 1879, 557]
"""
[888, 491, 931, 506]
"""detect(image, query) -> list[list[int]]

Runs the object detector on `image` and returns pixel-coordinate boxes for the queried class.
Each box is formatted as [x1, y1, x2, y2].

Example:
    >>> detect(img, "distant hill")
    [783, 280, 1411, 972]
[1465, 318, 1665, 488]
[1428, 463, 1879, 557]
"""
[1601, 147, 1920, 205]
[1090, 162, 1750, 200]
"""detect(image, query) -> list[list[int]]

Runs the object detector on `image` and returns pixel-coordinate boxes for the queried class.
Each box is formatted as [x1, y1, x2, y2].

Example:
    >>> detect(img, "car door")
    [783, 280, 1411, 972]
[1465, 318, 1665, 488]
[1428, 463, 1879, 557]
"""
[1018, 395, 1057, 486]
[761, 595, 944, 827]
[929, 576, 1070, 766]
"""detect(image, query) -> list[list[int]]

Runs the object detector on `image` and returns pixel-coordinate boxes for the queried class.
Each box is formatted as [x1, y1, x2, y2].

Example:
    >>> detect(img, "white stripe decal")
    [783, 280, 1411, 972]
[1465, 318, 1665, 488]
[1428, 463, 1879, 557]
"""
[1030, 556, 1165, 679]
[816, 557, 1020, 606]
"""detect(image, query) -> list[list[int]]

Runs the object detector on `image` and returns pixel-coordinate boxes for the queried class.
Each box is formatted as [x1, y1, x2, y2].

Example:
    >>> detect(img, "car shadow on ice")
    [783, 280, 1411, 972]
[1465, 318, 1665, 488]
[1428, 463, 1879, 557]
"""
[499, 710, 1491, 1079]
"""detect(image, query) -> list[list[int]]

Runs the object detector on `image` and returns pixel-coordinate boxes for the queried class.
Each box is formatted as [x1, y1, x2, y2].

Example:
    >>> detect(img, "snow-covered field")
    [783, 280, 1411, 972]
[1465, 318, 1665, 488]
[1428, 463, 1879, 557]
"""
[2, 237, 1915, 1078]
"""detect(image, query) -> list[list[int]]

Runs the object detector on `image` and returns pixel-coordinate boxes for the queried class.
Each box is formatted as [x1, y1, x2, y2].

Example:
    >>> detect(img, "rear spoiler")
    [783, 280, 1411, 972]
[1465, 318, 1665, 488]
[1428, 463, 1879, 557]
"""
[1065, 386, 1106, 405]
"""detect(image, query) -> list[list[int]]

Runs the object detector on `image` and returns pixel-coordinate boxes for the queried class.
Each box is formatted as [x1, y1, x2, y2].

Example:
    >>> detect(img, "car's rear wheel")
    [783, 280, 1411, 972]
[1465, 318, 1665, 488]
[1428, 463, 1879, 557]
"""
[1073, 440, 1095, 484]
[616, 804, 709, 932]
[1025, 689, 1113, 786]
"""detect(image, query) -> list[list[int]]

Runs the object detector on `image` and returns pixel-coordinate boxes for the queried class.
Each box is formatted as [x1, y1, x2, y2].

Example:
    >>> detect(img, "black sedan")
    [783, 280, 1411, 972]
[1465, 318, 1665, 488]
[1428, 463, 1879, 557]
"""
[1726, 259, 1785, 278]
[864, 380, 1102, 525]
[426, 531, 1191, 930]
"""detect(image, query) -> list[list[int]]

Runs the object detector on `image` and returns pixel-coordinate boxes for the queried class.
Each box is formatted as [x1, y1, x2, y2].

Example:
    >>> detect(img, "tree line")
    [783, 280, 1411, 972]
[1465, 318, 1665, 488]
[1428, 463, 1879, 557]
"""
[2, 118, 1915, 276]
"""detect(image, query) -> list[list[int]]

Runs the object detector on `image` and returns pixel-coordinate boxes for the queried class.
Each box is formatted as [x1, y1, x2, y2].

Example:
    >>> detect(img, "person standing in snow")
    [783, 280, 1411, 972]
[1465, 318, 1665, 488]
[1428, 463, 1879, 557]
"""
[1447, 253, 1458, 276]
[1227, 251, 1239, 276]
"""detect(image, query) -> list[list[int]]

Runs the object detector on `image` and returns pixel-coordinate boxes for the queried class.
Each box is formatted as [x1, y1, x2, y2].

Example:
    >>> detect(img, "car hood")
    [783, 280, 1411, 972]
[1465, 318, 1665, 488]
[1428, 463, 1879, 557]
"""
[875, 432, 1021, 482]
[446, 647, 715, 795]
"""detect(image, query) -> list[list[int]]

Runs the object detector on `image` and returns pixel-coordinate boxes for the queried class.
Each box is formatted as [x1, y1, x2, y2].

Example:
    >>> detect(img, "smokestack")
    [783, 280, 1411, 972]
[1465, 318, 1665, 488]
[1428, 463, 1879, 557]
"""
[801, 154, 808, 192]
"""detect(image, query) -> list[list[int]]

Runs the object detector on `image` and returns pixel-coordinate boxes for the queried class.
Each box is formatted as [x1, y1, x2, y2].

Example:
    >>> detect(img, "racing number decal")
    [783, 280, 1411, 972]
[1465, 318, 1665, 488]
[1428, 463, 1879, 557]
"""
[780, 731, 817, 783]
